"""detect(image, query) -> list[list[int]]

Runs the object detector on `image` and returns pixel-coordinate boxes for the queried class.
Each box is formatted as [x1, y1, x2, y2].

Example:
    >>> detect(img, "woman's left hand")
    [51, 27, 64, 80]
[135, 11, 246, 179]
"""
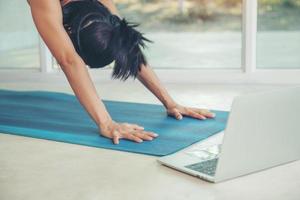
[166, 103, 216, 120]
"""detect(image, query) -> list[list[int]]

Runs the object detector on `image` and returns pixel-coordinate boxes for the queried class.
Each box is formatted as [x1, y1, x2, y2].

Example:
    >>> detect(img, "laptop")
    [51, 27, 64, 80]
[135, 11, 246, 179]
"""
[157, 87, 300, 183]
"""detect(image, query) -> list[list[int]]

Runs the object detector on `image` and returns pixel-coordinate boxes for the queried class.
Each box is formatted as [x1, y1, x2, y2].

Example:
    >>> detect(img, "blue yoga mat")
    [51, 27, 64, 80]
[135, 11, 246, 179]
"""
[0, 89, 229, 156]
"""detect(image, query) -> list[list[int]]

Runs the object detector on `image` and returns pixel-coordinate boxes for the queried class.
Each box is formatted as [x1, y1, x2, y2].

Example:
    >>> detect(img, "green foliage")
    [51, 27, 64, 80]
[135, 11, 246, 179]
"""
[216, 0, 241, 7]
[259, 0, 300, 7]
[212, 0, 300, 7]
[282, 0, 300, 7]
[115, 0, 300, 31]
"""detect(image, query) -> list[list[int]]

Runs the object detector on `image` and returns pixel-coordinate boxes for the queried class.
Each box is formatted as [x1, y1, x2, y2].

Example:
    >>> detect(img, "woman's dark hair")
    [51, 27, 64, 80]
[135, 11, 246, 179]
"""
[62, 0, 152, 81]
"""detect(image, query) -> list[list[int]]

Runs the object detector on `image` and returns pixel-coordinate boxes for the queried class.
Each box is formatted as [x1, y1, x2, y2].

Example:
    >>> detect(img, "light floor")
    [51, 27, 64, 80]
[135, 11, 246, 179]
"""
[0, 72, 299, 200]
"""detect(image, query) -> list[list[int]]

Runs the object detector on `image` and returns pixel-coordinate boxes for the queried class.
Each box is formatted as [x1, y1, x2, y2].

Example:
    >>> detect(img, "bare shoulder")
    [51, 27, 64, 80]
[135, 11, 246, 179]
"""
[28, 0, 80, 65]
[27, 0, 61, 11]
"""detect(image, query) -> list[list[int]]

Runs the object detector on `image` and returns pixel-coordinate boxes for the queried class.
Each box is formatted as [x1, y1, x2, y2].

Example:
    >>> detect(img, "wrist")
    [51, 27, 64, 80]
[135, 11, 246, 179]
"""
[164, 100, 178, 110]
[96, 112, 113, 130]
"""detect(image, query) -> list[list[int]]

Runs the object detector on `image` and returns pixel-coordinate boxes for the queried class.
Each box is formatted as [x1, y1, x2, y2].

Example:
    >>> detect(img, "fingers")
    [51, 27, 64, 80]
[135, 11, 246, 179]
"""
[134, 132, 152, 141]
[133, 131, 158, 141]
[169, 108, 211, 121]
[204, 112, 216, 118]
[182, 107, 216, 120]
[186, 110, 206, 120]
[116, 131, 159, 144]
[123, 123, 144, 130]
[173, 110, 183, 120]
[113, 134, 120, 145]
[123, 132, 143, 143]
[109, 122, 158, 145]
[132, 124, 144, 130]
[195, 109, 216, 118]
[146, 131, 159, 138]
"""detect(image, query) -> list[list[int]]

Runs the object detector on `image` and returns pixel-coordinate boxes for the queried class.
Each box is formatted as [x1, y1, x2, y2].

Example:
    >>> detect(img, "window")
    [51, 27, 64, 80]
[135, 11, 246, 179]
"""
[117, 0, 242, 69]
[1, 0, 299, 83]
[257, 0, 300, 69]
[0, 0, 39, 69]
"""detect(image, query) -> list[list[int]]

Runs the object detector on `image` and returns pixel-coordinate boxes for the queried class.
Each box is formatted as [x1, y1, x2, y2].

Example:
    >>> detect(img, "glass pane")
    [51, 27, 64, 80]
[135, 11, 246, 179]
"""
[116, 0, 242, 69]
[0, 0, 39, 69]
[257, 0, 300, 69]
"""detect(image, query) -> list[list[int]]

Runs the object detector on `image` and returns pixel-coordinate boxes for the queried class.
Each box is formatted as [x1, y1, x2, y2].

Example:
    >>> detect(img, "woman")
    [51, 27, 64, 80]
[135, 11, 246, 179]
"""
[27, 0, 216, 144]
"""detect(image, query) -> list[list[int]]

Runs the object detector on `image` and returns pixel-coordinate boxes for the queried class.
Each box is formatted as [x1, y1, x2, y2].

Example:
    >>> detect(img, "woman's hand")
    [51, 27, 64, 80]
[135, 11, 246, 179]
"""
[99, 120, 159, 144]
[166, 103, 216, 120]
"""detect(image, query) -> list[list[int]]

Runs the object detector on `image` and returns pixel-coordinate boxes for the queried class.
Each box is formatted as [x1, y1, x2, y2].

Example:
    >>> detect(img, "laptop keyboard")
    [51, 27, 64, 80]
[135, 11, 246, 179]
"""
[185, 158, 219, 176]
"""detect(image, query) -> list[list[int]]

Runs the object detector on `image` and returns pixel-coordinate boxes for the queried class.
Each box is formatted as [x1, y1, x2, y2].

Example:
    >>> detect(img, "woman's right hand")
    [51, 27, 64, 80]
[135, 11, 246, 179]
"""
[99, 120, 159, 144]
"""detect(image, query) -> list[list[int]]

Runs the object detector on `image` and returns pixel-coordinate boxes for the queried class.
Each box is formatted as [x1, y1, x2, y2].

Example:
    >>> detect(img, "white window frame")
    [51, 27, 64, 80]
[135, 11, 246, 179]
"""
[39, 0, 300, 84]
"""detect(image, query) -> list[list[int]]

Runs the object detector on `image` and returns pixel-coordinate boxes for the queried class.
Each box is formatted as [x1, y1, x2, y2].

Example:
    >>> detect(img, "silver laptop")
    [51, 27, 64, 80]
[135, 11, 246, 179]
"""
[157, 87, 300, 183]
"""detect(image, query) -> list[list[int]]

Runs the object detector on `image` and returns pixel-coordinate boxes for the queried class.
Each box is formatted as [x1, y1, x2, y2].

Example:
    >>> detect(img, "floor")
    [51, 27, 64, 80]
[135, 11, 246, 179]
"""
[0, 72, 299, 200]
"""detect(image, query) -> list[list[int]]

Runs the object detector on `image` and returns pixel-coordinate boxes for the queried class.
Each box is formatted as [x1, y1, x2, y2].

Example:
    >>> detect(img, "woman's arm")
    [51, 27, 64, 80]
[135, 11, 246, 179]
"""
[137, 64, 216, 120]
[29, 0, 111, 127]
[98, 0, 216, 120]
[137, 64, 177, 109]
[28, 0, 157, 144]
